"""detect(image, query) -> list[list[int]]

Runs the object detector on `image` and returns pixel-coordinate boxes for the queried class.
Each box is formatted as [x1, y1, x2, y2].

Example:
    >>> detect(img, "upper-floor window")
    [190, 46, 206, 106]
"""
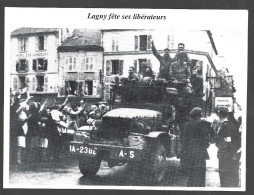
[65, 57, 95, 72]
[38, 36, 45, 50]
[133, 58, 151, 74]
[167, 34, 175, 49]
[112, 38, 119, 52]
[134, 35, 152, 51]
[16, 59, 29, 72]
[33, 58, 48, 71]
[106, 60, 123, 76]
[18, 37, 27, 52]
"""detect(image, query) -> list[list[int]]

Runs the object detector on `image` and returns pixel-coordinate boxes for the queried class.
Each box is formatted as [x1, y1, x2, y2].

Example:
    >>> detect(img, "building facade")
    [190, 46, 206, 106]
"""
[10, 28, 72, 100]
[57, 29, 104, 99]
[101, 29, 218, 102]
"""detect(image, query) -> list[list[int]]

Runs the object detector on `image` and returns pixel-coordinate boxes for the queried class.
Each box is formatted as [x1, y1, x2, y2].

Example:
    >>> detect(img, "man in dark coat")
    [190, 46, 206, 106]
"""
[181, 107, 210, 187]
[215, 107, 241, 187]
[151, 40, 172, 80]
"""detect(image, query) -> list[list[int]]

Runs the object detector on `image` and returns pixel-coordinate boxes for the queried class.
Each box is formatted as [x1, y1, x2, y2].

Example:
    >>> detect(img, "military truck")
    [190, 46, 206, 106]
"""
[68, 76, 210, 184]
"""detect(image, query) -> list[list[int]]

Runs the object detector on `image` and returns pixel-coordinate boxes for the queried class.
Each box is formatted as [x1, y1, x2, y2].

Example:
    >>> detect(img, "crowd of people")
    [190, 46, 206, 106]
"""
[10, 90, 108, 165]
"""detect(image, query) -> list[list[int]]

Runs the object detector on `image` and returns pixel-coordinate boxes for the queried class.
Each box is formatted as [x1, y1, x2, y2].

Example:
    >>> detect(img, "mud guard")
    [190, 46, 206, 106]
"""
[144, 131, 172, 157]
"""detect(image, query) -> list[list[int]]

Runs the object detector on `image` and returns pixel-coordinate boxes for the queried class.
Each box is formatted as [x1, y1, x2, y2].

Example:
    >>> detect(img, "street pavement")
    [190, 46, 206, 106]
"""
[8, 144, 220, 187]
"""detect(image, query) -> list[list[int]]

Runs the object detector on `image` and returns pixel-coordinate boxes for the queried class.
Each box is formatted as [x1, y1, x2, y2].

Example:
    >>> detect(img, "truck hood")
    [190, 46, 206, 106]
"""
[103, 108, 162, 119]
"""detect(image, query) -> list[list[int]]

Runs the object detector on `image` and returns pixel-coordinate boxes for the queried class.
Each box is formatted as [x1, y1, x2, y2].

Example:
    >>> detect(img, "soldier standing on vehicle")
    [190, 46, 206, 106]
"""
[215, 106, 241, 187]
[169, 57, 193, 94]
[174, 43, 189, 62]
[181, 107, 210, 187]
[127, 66, 139, 82]
[151, 39, 172, 80]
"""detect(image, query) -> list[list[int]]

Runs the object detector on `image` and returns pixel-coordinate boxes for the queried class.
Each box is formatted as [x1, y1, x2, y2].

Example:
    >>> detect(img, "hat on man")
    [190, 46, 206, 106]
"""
[190, 107, 203, 118]
[164, 48, 170, 52]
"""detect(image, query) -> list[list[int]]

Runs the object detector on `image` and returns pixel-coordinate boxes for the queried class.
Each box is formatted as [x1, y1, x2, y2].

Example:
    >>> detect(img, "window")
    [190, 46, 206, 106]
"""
[38, 36, 44, 50]
[18, 37, 27, 52]
[36, 76, 44, 92]
[167, 34, 175, 49]
[112, 38, 119, 51]
[85, 81, 93, 95]
[65, 81, 84, 96]
[106, 60, 123, 76]
[65, 57, 79, 72]
[85, 57, 93, 71]
[16, 59, 28, 72]
[18, 76, 26, 89]
[33, 59, 48, 71]
[134, 35, 152, 51]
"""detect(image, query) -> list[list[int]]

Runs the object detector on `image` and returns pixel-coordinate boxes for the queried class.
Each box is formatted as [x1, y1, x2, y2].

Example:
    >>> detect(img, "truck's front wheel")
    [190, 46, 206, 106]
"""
[79, 157, 101, 176]
[144, 143, 167, 185]
[151, 144, 167, 184]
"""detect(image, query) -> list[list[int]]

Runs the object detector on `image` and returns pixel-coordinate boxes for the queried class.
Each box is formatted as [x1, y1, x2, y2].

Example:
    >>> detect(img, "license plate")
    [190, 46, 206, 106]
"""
[69, 144, 97, 156]
[110, 148, 141, 160]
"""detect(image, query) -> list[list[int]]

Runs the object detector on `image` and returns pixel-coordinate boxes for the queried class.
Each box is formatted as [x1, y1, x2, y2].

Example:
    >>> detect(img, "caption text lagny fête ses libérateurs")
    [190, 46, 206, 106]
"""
[87, 13, 166, 20]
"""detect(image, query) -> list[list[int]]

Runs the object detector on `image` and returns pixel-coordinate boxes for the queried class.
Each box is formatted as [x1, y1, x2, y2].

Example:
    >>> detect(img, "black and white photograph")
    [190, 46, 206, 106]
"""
[4, 8, 248, 190]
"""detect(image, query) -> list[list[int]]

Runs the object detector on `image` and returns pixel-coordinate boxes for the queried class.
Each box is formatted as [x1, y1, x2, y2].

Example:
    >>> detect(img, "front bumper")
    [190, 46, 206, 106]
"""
[69, 141, 143, 161]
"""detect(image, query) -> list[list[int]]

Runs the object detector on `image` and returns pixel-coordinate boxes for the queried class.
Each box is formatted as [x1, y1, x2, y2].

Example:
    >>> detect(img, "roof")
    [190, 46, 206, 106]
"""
[58, 29, 103, 52]
[11, 28, 59, 36]
[103, 108, 162, 118]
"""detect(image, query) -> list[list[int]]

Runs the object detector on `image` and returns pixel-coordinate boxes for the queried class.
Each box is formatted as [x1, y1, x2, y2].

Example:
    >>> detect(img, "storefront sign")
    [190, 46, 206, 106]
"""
[65, 72, 97, 81]
[215, 97, 234, 112]
[17, 52, 48, 58]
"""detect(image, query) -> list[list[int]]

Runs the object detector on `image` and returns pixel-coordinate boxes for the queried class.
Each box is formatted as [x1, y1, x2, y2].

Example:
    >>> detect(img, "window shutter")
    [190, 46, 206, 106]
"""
[81, 57, 85, 71]
[33, 59, 37, 71]
[90, 57, 93, 71]
[73, 57, 76, 71]
[134, 59, 137, 73]
[106, 60, 112, 76]
[65, 57, 69, 71]
[32, 76, 36, 92]
[116, 40, 119, 51]
[112, 39, 115, 51]
[25, 37, 28, 51]
[119, 60, 124, 76]
[69, 57, 72, 71]
[147, 35, 152, 50]
[16, 61, 20, 72]
[44, 36, 47, 50]
[13, 77, 18, 92]
[171, 34, 175, 49]
[25, 60, 29, 72]
[167, 35, 170, 49]
[25, 77, 30, 91]
[36, 36, 39, 50]
[86, 57, 89, 71]
[134, 35, 139, 51]
[44, 76, 48, 92]
[44, 59, 48, 71]
[17, 37, 20, 51]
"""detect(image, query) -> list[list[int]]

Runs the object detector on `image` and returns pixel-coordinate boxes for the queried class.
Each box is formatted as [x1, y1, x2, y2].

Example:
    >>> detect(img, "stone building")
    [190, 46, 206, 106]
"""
[10, 28, 72, 100]
[57, 29, 103, 100]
